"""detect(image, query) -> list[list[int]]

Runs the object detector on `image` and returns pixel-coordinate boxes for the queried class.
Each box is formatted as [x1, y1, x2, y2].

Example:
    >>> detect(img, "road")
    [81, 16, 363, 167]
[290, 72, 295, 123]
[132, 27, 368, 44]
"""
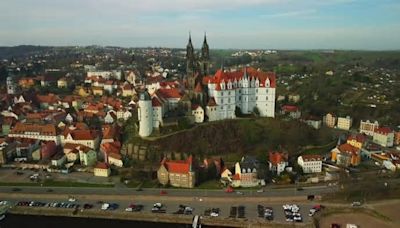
[0, 184, 337, 198]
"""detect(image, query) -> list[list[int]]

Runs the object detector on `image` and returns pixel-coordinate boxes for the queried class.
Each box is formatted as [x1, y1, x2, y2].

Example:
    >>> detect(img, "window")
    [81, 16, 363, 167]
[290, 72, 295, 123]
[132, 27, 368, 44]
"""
[256, 89, 258, 93]
[266, 96, 268, 101]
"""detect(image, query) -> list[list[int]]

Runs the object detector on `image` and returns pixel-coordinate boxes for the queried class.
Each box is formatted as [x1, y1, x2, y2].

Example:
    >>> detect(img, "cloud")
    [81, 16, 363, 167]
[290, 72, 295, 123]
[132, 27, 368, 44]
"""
[260, 9, 317, 18]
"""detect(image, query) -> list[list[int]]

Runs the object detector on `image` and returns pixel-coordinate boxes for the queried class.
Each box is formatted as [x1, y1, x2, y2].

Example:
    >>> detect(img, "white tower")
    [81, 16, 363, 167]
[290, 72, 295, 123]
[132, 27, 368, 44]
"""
[6, 76, 17, 95]
[138, 90, 153, 137]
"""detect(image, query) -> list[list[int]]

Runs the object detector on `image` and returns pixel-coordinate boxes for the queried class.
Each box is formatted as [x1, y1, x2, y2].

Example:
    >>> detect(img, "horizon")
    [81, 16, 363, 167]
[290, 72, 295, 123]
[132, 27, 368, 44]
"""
[1, 0, 400, 50]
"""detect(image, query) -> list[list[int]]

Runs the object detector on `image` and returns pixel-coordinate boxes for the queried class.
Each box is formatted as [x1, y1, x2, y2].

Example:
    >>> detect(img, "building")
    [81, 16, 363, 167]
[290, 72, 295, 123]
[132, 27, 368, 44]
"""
[203, 67, 276, 119]
[331, 143, 361, 167]
[78, 146, 97, 166]
[359, 120, 379, 136]
[337, 116, 352, 130]
[232, 156, 264, 187]
[347, 134, 367, 149]
[6, 76, 18, 95]
[323, 113, 336, 128]
[51, 153, 66, 167]
[268, 151, 289, 175]
[57, 77, 69, 88]
[373, 127, 394, 147]
[8, 123, 61, 144]
[94, 162, 111, 177]
[281, 105, 301, 119]
[297, 155, 322, 173]
[302, 116, 322, 129]
[192, 105, 204, 123]
[138, 91, 153, 137]
[157, 155, 195, 188]
[62, 129, 100, 150]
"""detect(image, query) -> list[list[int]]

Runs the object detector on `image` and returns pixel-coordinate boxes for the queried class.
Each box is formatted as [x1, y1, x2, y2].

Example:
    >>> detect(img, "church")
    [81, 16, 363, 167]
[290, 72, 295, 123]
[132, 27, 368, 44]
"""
[137, 33, 276, 137]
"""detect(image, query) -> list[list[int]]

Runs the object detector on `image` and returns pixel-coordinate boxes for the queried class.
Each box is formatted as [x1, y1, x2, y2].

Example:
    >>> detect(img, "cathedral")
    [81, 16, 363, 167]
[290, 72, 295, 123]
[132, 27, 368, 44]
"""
[185, 33, 209, 106]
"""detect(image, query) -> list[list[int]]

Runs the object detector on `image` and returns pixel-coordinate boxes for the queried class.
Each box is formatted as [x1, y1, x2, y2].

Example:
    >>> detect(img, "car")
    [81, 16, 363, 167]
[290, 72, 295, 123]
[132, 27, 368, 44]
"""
[296, 187, 304, 191]
[236, 191, 243, 195]
[257, 189, 264, 193]
[225, 186, 234, 193]
[351, 201, 362, 207]
[68, 197, 76, 202]
[136, 188, 143, 191]
[83, 204, 93, 209]
[46, 189, 53, 193]
[12, 188, 21, 192]
[160, 190, 167, 195]
[108, 203, 119, 210]
[153, 203, 163, 208]
[101, 203, 110, 210]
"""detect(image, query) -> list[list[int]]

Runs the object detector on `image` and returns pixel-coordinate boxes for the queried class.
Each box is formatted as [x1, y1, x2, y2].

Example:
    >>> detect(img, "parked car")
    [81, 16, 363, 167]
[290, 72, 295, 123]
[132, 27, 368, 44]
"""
[160, 190, 167, 195]
[351, 201, 362, 207]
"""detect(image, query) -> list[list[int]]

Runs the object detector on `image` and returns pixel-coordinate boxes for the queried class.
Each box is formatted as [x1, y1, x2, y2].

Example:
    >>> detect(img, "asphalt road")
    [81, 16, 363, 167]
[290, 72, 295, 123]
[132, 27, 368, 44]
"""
[0, 184, 337, 198]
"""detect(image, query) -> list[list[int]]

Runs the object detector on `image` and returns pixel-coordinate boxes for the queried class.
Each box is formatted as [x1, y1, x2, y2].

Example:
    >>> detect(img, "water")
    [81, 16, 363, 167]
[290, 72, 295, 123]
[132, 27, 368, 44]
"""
[0, 214, 227, 228]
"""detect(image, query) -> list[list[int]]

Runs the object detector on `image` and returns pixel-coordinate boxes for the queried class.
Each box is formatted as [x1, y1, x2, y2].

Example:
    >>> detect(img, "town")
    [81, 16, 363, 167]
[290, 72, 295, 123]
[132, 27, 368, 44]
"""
[0, 36, 400, 228]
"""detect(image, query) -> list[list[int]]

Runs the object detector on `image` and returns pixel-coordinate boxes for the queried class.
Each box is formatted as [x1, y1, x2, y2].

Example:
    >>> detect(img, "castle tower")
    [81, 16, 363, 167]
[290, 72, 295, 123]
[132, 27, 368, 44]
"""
[138, 90, 153, 137]
[200, 32, 210, 76]
[186, 32, 196, 76]
[6, 76, 17, 95]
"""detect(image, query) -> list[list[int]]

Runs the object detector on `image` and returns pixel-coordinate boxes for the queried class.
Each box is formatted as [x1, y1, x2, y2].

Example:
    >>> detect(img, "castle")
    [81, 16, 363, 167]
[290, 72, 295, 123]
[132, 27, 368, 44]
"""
[138, 34, 276, 137]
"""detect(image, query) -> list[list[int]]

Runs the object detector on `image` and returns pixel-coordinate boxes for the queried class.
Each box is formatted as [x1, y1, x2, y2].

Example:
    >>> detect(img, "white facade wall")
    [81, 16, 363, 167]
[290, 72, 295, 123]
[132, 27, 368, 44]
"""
[207, 77, 276, 120]
[297, 156, 322, 173]
[138, 99, 153, 137]
[373, 132, 394, 147]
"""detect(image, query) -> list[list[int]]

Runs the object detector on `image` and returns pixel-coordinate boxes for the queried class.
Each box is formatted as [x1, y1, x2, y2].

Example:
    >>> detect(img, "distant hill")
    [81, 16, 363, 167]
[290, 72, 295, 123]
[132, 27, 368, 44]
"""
[0, 45, 54, 59]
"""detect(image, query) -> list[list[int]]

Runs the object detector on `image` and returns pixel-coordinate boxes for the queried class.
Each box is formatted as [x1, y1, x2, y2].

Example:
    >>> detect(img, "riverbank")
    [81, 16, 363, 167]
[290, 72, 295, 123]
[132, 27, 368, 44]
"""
[7, 206, 315, 228]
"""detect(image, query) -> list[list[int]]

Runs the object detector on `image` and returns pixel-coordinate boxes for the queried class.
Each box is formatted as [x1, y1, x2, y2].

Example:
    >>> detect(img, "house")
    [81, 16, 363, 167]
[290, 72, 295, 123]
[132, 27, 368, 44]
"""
[268, 151, 289, 175]
[92, 86, 104, 96]
[62, 129, 100, 150]
[57, 77, 69, 88]
[232, 156, 264, 188]
[156, 88, 182, 111]
[359, 120, 379, 136]
[347, 134, 367, 149]
[63, 143, 81, 163]
[9, 123, 61, 144]
[297, 155, 322, 173]
[395, 131, 400, 146]
[302, 116, 322, 129]
[323, 113, 336, 128]
[0, 139, 16, 164]
[40, 141, 57, 160]
[337, 116, 352, 130]
[51, 152, 67, 167]
[94, 162, 111, 177]
[115, 108, 132, 121]
[371, 152, 400, 171]
[104, 111, 117, 124]
[101, 142, 123, 167]
[281, 105, 301, 119]
[78, 145, 97, 166]
[157, 155, 196, 188]
[192, 105, 204, 123]
[373, 127, 394, 147]
[361, 142, 382, 159]
[331, 143, 361, 167]
[205, 97, 218, 122]
[121, 84, 135, 97]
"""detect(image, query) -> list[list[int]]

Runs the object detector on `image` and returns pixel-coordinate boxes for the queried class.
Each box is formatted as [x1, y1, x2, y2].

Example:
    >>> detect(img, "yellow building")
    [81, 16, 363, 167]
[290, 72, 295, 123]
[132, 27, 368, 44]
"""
[94, 162, 111, 177]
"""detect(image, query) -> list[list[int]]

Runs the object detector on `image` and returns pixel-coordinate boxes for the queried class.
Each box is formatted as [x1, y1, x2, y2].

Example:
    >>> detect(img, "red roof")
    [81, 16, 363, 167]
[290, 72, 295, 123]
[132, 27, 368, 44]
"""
[157, 88, 182, 99]
[207, 97, 217, 107]
[66, 129, 98, 140]
[95, 162, 109, 169]
[152, 97, 162, 107]
[194, 82, 203, 93]
[374, 127, 393, 135]
[203, 67, 276, 90]
[347, 134, 367, 143]
[269, 151, 288, 165]
[338, 143, 359, 156]
[162, 155, 193, 174]
[282, 105, 299, 112]
[301, 154, 322, 162]
[232, 173, 241, 180]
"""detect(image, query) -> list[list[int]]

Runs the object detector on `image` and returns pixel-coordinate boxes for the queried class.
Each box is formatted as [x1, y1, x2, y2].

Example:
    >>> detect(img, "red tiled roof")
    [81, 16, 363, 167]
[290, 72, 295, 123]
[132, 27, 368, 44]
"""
[374, 127, 393, 135]
[347, 134, 367, 143]
[207, 97, 217, 107]
[95, 162, 109, 169]
[157, 88, 182, 99]
[66, 129, 98, 140]
[152, 97, 162, 107]
[163, 155, 193, 174]
[194, 82, 203, 93]
[338, 143, 360, 155]
[300, 154, 322, 162]
[10, 123, 57, 136]
[282, 105, 299, 112]
[203, 67, 276, 90]
[269, 151, 288, 165]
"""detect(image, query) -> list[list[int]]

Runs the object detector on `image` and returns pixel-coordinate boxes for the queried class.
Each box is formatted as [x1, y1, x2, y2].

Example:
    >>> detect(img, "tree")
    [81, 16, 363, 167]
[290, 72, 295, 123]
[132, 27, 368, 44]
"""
[253, 107, 260, 117]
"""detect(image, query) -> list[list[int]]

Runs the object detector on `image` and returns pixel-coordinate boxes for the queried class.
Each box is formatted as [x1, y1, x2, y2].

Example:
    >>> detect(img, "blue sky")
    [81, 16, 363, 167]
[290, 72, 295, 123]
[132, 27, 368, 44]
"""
[0, 0, 399, 49]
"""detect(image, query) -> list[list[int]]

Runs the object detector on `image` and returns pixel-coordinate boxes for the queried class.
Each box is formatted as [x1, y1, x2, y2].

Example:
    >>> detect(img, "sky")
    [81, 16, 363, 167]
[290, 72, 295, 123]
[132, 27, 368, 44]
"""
[0, 0, 400, 50]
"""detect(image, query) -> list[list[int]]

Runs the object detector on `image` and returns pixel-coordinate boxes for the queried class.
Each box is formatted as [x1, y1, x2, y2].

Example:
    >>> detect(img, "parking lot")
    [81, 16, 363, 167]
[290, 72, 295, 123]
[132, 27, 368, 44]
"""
[2, 196, 317, 223]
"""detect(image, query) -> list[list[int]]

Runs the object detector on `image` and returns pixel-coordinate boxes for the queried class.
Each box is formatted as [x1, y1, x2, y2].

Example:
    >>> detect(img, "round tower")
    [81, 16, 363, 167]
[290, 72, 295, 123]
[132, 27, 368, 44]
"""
[138, 90, 153, 137]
